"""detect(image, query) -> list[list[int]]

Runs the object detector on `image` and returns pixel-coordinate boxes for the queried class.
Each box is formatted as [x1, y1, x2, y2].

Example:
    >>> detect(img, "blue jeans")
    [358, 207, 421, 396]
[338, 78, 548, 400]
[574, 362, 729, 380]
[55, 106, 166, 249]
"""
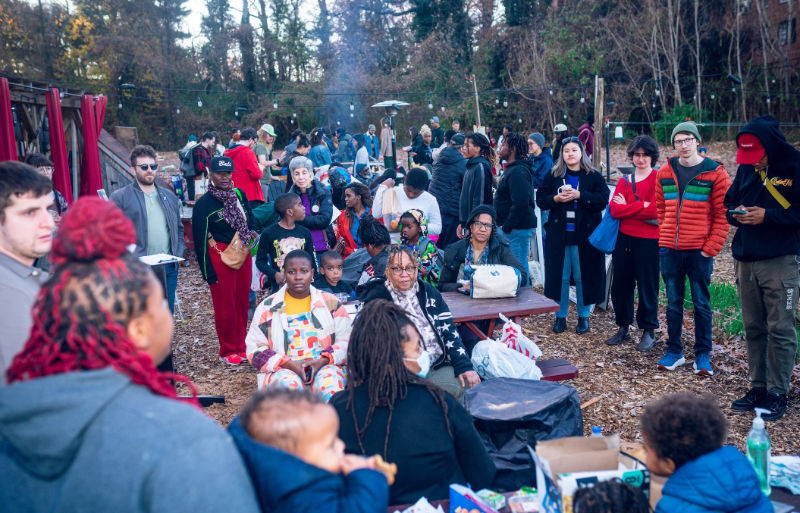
[505, 228, 534, 285]
[660, 248, 713, 356]
[164, 263, 179, 314]
[558, 245, 591, 319]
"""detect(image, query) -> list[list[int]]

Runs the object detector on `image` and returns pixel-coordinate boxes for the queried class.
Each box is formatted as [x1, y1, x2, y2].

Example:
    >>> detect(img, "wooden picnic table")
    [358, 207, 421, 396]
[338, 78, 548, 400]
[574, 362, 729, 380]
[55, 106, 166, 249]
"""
[441, 289, 579, 381]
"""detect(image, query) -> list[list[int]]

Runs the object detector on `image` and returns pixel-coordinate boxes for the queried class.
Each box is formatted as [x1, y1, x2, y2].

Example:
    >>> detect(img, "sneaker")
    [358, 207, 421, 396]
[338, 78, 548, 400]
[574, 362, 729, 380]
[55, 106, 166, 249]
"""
[657, 352, 686, 371]
[605, 326, 630, 346]
[731, 387, 767, 411]
[761, 393, 787, 421]
[552, 317, 567, 333]
[576, 317, 590, 334]
[219, 353, 245, 365]
[238, 352, 249, 362]
[636, 329, 657, 352]
[693, 352, 714, 376]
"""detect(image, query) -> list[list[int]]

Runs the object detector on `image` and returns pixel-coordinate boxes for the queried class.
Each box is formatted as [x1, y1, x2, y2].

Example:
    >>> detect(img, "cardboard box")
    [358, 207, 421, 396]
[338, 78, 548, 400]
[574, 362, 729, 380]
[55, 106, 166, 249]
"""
[532, 436, 652, 513]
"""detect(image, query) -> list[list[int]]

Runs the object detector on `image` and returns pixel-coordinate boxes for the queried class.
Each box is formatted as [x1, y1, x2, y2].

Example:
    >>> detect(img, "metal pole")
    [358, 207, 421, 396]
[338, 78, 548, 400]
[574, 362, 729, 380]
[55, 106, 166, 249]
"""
[471, 74, 481, 129]
[605, 120, 611, 182]
[390, 114, 397, 173]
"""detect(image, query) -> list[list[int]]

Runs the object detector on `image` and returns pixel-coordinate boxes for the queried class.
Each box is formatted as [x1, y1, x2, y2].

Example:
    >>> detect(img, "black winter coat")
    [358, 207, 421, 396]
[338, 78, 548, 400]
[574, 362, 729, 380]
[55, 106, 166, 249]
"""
[537, 169, 609, 305]
[459, 156, 494, 224]
[429, 147, 466, 217]
[494, 160, 537, 232]
[357, 277, 474, 376]
[439, 235, 527, 292]
[289, 179, 334, 245]
[724, 115, 800, 261]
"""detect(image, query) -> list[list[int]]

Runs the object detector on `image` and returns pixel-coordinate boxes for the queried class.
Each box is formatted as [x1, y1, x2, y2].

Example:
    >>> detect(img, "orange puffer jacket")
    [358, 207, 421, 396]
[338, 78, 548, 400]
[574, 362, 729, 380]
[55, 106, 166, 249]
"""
[655, 156, 731, 256]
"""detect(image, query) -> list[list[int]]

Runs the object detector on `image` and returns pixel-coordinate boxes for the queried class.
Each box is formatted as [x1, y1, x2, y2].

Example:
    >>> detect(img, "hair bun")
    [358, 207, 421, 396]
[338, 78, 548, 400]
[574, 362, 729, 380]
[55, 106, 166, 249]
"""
[51, 197, 136, 264]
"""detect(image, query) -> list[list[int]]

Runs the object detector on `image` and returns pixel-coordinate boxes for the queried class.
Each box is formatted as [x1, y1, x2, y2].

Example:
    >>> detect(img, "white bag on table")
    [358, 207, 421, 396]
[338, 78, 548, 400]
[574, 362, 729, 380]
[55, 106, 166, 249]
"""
[499, 313, 542, 359]
[471, 339, 542, 380]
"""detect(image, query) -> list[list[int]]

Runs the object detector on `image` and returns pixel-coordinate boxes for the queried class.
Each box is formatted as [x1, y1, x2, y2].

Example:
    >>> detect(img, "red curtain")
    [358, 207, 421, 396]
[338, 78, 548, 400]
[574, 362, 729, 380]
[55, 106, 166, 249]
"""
[79, 94, 107, 196]
[46, 88, 73, 204]
[0, 78, 17, 161]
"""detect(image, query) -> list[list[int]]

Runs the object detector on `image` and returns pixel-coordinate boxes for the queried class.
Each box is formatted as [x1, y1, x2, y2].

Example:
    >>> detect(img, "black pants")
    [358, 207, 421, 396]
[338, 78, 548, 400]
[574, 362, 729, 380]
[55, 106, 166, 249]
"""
[185, 176, 195, 201]
[437, 213, 461, 250]
[610, 232, 659, 329]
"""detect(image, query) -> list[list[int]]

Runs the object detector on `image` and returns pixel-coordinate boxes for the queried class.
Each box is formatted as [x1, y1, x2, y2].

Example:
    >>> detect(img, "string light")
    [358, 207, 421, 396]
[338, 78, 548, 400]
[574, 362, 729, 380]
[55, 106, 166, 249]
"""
[563, 110, 567, 119]
[518, 116, 522, 124]
[336, 120, 341, 126]
[272, 96, 278, 109]
[118, 101, 122, 110]
[503, 96, 508, 108]
[580, 89, 585, 103]
[495, 95, 499, 104]
[766, 96, 771, 105]
[655, 86, 661, 97]
[441, 104, 445, 112]
[197, 97, 203, 108]
[732, 86, 737, 93]
[349, 112, 354, 118]
[711, 91, 716, 100]
[176, 105, 181, 115]
[292, 111, 297, 118]
[549, 88, 553, 95]
[350, 99, 354, 111]
[427, 94, 433, 110]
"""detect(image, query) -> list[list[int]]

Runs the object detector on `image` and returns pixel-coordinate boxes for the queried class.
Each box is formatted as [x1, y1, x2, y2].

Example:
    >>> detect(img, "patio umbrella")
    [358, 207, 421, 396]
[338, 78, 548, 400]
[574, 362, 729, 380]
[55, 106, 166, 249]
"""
[0, 78, 17, 161]
[79, 94, 107, 196]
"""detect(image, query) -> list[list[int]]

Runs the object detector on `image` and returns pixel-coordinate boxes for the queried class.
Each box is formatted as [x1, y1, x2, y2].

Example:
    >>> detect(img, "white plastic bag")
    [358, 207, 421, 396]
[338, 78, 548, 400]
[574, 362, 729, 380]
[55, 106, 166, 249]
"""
[499, 313, 542, 360]
[471, 340, 542, 380]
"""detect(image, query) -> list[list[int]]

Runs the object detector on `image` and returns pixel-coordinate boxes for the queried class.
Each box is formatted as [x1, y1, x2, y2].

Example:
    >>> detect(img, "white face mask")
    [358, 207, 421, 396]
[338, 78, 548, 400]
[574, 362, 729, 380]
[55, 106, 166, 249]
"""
[404, 350, 431, 378]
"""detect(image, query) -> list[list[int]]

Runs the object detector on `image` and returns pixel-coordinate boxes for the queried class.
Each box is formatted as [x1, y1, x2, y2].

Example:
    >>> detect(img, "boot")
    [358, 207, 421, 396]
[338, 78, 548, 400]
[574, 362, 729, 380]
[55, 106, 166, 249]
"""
[636, 329, 657, 351]
[731, 387, 767, 411]
[576, 317, 589, 334]
[552, 317, 567, 333]
[605, 326, 630, 346]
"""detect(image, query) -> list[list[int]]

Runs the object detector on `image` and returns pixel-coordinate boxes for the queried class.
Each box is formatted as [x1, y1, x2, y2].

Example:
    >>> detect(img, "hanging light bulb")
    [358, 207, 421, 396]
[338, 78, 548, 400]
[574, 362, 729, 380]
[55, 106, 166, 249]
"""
[290, 118, 294, 124]
[518, 116, 522, 124]
[732, 86, 737, 93]
[655, 87, 661, 96]
[235, 108, 239, 117]
[292, 111, 297, 118]
[766, 96, 772, 105]
[273, 96, 278, 109]
[503, 96, 508, 108]
[441, 104, 445, 112]
[428, 94, 433, 109]
[350, 100, 354, 111]
[771, 78, 776, 84]
[118, 101, 123, 110]
[350, 112, 354, 118]
[197, 97, 203, 108]
[176, 106, 180, 115]
[549, 88, 554, 96]
[693, 94, 697, 101]
[580, 89, 585, 103]
[711, 91, 716, 100]
[563, 111, 567, 119]
[495, 95, 499, 104]
[652, 102, 656, 109]
[337, 120, 341, 126]
[59, 91, 64, 99]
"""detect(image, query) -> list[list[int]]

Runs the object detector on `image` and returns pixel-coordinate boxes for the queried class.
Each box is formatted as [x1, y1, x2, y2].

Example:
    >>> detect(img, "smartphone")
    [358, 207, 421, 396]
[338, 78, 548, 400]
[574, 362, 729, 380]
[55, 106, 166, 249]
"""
[728, 209, 747, 215]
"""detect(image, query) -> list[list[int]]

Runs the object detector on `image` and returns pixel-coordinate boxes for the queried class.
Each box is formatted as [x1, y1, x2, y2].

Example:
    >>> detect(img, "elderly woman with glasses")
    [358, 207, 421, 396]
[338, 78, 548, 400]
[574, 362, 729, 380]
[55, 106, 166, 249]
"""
[357, 245, 480, 400]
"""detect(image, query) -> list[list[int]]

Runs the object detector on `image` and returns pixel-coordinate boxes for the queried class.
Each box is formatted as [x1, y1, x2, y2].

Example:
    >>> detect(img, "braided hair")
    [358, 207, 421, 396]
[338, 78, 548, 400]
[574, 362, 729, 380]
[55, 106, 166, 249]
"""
[345, 299, 452, 458]
[573, 479, 651, 513]
[465, 133, 498, 168]
[356, 214, 390, 248]
[6, 197, 198, 406]
[503, 132, 529, 162]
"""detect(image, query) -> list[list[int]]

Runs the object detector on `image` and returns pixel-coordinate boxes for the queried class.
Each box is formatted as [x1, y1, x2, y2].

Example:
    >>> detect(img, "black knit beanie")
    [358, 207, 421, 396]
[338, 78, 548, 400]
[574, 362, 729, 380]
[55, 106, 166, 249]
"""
[468, 204, 497, 226]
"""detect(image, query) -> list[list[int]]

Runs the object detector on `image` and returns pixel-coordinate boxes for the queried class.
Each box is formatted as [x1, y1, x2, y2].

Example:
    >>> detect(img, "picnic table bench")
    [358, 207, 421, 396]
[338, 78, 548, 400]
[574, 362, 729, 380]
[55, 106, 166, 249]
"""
[441, 288, 579, 382]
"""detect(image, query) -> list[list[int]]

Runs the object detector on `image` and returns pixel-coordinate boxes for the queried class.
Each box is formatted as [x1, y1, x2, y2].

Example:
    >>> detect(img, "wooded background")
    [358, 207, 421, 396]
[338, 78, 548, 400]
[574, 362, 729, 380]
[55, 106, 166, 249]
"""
[2, 0, 798, 148]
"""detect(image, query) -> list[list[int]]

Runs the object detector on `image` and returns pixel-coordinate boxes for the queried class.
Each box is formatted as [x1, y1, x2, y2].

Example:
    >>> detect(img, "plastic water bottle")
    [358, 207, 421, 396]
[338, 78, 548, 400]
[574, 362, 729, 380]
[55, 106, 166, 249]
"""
[590, 426, 603, 438]
[746, 408, 771, 496]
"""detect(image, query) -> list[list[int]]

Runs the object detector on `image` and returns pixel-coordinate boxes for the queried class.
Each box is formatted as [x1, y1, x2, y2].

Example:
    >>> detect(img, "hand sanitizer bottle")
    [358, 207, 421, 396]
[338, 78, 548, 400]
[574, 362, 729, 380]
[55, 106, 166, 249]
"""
[746, 408, 771, 496]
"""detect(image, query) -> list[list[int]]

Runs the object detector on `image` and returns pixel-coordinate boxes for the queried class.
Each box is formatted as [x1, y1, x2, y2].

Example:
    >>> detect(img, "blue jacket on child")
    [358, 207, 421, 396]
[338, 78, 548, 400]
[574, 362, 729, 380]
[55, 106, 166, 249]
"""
[655, 445, 772, 513]
[228, 416, 389, 513]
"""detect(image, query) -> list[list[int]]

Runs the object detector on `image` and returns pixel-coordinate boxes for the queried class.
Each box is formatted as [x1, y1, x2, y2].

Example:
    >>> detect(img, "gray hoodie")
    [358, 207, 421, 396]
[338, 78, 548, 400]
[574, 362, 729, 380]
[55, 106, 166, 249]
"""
[0, 368, 260, 513]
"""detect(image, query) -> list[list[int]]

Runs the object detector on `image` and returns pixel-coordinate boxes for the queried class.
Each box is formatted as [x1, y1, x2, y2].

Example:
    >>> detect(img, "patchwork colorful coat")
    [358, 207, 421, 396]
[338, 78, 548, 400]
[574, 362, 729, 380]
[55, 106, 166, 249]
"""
[245, 285, 352, 378]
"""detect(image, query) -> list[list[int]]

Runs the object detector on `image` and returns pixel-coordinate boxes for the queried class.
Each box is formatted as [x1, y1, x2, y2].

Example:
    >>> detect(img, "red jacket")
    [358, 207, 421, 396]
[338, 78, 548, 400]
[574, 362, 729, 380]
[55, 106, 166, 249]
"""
[609, 171, 658, 239]
[335, 209, 363, 258]
[655, 156, 731, 256]
[225, 144, 264, 202]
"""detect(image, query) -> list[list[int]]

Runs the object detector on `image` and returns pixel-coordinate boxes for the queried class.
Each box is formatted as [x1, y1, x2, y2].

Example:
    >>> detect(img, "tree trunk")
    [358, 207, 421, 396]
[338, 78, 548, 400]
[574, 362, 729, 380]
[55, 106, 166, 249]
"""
[693, 0, 702, 119]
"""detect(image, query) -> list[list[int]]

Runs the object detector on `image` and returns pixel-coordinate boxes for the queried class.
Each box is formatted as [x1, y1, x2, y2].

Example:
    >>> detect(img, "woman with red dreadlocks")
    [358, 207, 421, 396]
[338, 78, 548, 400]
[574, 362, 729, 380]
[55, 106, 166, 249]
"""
[0, 198, 259, 513]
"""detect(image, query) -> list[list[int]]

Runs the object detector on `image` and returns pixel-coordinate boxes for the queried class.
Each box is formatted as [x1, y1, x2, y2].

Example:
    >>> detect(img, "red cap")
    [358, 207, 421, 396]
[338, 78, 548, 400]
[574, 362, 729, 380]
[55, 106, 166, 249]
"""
[737, 133, 765, 165]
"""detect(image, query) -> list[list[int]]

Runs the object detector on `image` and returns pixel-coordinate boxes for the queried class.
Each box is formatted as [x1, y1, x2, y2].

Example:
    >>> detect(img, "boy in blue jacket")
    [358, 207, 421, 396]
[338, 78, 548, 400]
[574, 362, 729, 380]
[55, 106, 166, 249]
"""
[229, 388, 391, 513]
[641, 392, 772, 513]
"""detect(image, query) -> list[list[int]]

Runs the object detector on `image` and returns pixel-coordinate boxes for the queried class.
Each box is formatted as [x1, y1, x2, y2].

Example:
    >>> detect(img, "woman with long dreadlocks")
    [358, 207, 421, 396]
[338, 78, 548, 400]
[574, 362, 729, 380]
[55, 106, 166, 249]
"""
[331, 300, 494, 505]
[357, 245, 480, 399]
[0, 198, 259, 513]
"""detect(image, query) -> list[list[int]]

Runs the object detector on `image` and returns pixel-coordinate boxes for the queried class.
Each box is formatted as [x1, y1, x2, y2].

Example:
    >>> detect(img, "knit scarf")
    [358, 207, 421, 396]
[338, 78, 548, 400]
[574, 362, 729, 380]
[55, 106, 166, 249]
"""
[208, 185, 254, 245]
[386, 281, 442, 360]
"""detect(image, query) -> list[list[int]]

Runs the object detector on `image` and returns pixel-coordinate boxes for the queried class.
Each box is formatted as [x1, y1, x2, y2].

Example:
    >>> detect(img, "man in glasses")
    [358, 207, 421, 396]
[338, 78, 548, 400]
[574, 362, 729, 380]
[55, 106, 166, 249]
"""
[110, 145, 184, 313]
[22, 153, 69, 217]
[0, 161, 54, 385]
[654, 121, 731, 376]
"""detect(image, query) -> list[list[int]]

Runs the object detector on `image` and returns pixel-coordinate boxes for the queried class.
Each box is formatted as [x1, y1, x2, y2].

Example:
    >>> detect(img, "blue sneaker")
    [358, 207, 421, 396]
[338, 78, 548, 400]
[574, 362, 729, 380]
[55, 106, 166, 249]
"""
[693, 352, 714, 376]
[657, 352, 686, 371]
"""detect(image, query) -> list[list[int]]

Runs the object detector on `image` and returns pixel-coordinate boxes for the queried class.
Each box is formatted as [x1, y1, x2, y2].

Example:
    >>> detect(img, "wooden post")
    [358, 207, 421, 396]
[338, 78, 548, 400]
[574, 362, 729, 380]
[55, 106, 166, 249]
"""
[471, 74, 481, 129]
[593, 76, 604, 171]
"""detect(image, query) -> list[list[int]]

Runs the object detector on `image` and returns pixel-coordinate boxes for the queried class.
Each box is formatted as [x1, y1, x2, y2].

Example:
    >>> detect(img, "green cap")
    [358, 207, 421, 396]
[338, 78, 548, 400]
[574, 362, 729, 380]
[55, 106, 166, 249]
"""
[671, 121, 701, 144]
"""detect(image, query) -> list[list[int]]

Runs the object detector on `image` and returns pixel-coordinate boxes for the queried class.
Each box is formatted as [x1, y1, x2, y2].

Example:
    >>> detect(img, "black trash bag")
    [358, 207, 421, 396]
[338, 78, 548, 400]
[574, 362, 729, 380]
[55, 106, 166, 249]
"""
[463, 378, 583, 492]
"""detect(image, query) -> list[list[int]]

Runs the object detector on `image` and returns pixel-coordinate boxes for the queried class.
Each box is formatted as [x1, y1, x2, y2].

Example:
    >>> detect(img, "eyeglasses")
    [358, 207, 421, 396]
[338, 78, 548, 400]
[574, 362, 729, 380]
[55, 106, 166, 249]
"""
[673, 137, 696, 147]
[471, 220, 493, 231]
[38, 167, 54, 175]
[136, 164, 159, 171]
[389, 266, 418, 275]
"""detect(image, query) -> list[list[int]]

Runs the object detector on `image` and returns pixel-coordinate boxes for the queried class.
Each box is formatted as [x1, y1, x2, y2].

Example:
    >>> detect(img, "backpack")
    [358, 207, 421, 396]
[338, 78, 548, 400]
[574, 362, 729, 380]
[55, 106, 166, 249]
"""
[180, 144, 200, 178]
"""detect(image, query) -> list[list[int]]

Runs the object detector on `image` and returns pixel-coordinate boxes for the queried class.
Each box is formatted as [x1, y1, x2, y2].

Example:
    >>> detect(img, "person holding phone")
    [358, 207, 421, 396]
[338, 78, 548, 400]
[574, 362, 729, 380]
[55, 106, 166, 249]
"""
[246, 250, 352, 400]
